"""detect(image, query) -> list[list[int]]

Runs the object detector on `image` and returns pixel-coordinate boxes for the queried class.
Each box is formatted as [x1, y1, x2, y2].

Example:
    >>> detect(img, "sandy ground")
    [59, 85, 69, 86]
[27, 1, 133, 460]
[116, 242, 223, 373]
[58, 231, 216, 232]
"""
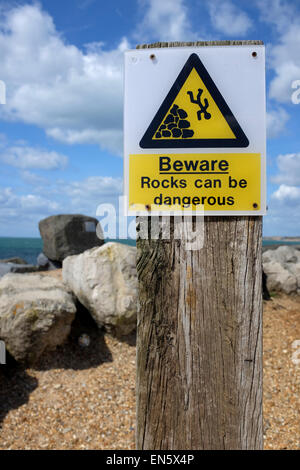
[0, 288, 299, 450]
[263, 293, 300, 450]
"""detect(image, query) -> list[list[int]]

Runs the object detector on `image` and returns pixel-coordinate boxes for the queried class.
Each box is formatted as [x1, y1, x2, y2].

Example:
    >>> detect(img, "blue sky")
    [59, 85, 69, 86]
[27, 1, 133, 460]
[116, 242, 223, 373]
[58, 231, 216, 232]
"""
[0, 0, 299, 237]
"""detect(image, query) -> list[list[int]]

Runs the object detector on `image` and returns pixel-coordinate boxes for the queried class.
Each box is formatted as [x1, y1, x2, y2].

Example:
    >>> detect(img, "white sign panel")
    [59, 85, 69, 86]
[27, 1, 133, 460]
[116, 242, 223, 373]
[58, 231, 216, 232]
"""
[124, 45, 266, 216]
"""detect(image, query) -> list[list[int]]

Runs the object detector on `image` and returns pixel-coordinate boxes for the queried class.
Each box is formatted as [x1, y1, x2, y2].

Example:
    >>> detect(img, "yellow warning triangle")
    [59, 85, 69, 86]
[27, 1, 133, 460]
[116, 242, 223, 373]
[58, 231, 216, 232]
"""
[140, 53, 249, 148]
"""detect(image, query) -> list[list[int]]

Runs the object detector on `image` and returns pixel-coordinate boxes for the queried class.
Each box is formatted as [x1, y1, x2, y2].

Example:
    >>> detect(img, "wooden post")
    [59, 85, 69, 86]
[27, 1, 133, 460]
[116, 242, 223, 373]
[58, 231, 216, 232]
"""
[136, 42, 263, 450]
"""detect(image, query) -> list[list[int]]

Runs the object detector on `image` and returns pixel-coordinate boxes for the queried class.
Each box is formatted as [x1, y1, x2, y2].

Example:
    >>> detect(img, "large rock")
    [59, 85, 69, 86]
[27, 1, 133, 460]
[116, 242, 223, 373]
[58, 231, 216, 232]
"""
[63, 242, 138, 337]
[263, 245, 300, 267]
[263, 261, 297, 294]
[263, 246, 300, 294]
[0, 273, 76, 364]
[39, 214, 104, 262]
[0, 263, 41, 278]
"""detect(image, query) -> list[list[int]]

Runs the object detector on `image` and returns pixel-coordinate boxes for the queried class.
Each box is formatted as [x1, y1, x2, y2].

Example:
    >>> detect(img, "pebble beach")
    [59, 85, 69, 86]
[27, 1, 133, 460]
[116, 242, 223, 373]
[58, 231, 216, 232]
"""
[0, 273, 299, 450]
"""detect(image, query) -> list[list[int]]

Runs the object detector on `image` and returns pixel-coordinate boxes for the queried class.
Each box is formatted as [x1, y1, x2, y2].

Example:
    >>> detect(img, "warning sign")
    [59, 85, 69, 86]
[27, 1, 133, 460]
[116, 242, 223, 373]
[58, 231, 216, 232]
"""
[124, 45, 266, 216]
[140, 54, 249, 148]
[129, 153, 260, 212]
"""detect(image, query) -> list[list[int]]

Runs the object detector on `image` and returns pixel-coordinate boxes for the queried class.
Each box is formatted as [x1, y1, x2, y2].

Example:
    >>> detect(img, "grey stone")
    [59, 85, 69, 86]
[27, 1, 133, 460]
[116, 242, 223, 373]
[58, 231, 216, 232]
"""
[10, 264, 41, 274]
[37, 252, 49, 267]
[0, 264, 11, 278]
[289, 263, 300, 294]
[263, 245, 300, 267]
[37, 253, 62, 271]
[0, 273, 76, 364]
[39, 214, 104, 262]
[0, 263, 41, 278]
[263, 246, 300, 294]
[263, 261, 297, 294]
[63, 242, 138, 337]
[0, 257, 28, 265]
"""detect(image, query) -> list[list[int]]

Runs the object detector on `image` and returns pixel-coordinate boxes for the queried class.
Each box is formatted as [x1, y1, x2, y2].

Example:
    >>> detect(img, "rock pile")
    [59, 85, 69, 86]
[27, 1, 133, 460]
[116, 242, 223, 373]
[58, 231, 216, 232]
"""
[1, 223, 299, 366]
[0, 211, 139, 364]
[263, 246, 300, 295]
[155, 104, 194, 139]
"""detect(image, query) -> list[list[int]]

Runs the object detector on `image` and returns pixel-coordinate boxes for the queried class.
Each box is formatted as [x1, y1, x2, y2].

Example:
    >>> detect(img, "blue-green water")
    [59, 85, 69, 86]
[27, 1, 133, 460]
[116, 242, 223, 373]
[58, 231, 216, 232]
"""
[262, 240, 300, 246]
[0, 237, 298, 265]
[0, 237, 43, 264]
[0, 237, 136, 265]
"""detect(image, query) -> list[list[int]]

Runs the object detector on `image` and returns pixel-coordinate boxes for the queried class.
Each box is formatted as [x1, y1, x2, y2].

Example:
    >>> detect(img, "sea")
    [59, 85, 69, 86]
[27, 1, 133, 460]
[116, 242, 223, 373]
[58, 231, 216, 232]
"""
[0, 237, 299, 265]
[0, 237, 136, 265]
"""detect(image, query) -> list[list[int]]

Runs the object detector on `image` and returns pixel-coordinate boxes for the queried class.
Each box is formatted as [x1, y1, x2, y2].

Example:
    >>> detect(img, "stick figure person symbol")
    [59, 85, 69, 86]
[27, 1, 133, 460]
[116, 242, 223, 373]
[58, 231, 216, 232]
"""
[187, 88, 211, 120]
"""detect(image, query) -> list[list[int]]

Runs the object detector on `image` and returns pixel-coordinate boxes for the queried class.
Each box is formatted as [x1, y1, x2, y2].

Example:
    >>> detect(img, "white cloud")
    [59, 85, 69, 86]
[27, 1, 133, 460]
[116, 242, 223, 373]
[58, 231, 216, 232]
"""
[0, 144, 68, 170]
[271, 153, 300, 186]
[55, 175, 122, 214]
[208, 0, 252, 36]
[0, 4, 127, 155]
[0, 187, 59, 213]
[272, 184, 300, 202]
[265, 181, 300, 235]
[47, 128, 123, 157]
[0, 185, 61, 237]
[264, 201, 300, 236]
[266, 107, 289, 138]
[135, 0, 196, 42]
[0, 187, 16, 208]
[256, 0, 295, 34]
[20, 170, 46, 186]
[0, 173, 122, 233]
[269, 58, 300, 104]
[20, 194, 59, 212]
[257, 1, 300, 103]
[265, 148, 300, 235]
[61, 175, 123, 199]
[30, 174, 123, 215]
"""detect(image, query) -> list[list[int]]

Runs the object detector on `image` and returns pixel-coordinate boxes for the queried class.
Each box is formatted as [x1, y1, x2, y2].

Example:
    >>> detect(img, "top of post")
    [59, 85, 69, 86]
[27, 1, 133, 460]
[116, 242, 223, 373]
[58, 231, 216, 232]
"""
[136, 40, 264, 49]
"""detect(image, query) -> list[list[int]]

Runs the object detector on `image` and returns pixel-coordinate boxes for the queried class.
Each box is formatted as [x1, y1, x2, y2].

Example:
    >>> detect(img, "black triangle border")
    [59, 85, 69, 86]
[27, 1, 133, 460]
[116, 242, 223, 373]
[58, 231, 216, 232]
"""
[139, 53, 249, 148]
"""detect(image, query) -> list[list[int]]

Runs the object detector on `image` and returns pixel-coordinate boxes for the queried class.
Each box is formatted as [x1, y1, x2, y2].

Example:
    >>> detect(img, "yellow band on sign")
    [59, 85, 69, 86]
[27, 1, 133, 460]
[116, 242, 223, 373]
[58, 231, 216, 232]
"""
[129, 153, 261, 212]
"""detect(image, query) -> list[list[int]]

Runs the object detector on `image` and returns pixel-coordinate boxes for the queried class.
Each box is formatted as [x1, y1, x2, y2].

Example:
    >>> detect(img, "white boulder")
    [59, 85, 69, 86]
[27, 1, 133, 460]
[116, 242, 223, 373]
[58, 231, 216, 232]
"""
[263, 246, 300, 294]
[63, 243, 138, 337]
[0, 273, 76, 364]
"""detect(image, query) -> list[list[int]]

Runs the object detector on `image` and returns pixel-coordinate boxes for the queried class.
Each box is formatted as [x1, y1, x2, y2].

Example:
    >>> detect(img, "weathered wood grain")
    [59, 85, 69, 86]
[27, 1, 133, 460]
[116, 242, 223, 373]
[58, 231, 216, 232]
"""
[135, 41, 263, 450]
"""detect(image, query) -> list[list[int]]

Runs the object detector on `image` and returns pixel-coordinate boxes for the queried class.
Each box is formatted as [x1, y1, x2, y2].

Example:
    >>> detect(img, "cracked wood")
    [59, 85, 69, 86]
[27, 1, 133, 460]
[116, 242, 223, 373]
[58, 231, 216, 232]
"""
[135, 41, 263, 450]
